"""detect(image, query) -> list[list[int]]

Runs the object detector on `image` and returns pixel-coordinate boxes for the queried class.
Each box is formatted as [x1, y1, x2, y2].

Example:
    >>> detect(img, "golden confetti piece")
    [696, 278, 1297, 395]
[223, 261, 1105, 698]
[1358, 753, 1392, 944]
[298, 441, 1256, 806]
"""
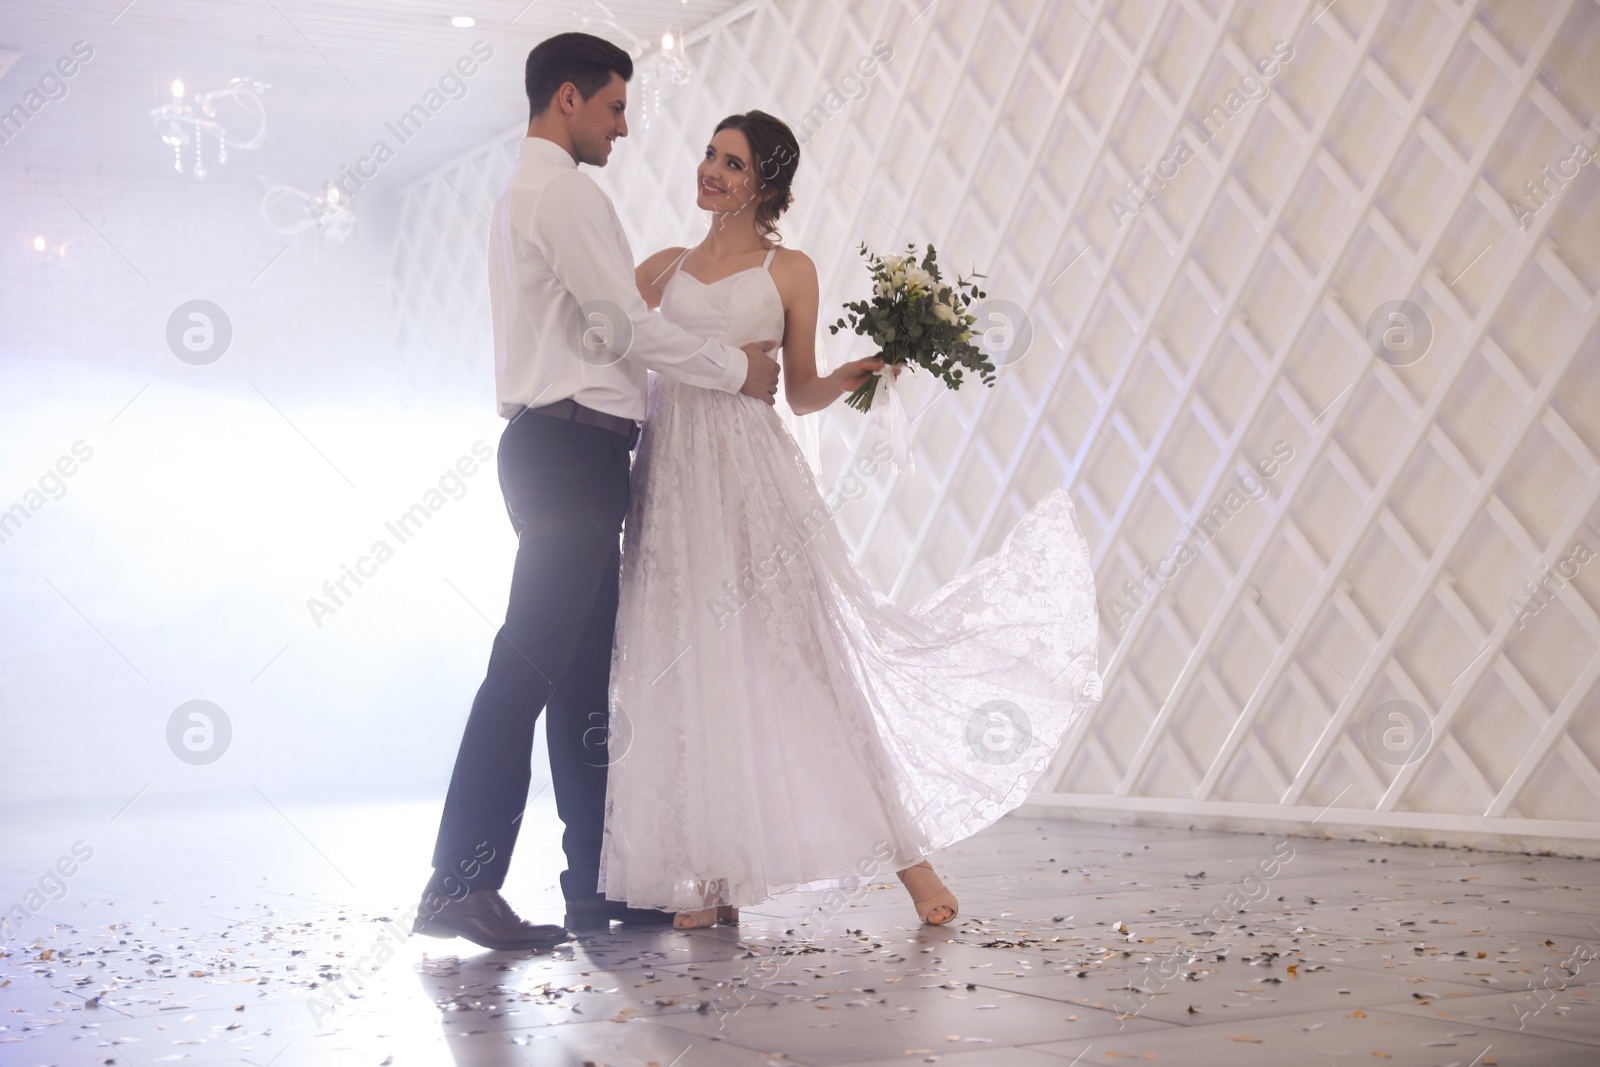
[1287, 965, 1298, 977]
[1349, 1010, 1366, 1017]
[1231, 1035, 1263, 1043]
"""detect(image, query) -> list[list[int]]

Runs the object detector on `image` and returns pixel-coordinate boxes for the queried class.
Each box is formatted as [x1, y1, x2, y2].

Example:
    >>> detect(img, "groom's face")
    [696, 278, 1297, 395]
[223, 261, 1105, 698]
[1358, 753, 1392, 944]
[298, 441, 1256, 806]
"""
[571, 72, 629, 167]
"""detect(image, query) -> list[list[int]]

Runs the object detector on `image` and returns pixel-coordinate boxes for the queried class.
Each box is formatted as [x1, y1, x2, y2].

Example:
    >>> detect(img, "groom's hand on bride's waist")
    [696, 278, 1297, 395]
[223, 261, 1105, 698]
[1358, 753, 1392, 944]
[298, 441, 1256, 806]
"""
[738, 341, 781, 405]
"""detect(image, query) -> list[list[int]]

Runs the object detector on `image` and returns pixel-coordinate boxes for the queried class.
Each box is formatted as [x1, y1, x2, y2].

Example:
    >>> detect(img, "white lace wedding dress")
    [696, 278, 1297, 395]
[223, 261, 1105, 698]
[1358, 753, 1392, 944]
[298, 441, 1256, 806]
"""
[596, 246, 1102, 912]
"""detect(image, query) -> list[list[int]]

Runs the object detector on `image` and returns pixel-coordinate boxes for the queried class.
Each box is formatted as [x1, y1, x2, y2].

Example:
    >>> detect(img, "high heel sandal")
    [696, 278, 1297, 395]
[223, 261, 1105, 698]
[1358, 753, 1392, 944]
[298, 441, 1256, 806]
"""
[672, 905, 739, 930]
[897, 860, 959, 925]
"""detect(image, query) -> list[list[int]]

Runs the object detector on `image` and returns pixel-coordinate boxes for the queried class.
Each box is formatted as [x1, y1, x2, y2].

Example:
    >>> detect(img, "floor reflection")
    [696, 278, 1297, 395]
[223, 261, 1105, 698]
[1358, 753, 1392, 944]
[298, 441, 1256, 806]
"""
[3, 795, 1598, 1065]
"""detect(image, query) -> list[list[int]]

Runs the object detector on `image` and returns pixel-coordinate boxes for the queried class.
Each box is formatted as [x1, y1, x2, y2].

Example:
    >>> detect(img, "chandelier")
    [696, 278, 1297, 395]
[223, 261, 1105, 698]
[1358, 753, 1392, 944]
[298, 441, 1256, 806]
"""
[633, 33, 693, 131]
[260, 180, 356, 244]
[150, 77, 270, 179]
[578, 1, 693, 130]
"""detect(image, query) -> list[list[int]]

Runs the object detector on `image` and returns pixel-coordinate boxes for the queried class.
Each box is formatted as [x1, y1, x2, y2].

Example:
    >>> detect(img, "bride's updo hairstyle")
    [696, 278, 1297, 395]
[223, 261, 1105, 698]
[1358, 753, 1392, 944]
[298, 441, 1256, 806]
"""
[714, 110, 800, 242]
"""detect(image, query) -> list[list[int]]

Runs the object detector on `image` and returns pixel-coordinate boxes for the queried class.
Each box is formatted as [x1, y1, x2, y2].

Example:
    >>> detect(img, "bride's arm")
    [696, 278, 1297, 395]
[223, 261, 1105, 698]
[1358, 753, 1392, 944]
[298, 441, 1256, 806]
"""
[776, 249, 888, 416]
[634, 247, 687, 311]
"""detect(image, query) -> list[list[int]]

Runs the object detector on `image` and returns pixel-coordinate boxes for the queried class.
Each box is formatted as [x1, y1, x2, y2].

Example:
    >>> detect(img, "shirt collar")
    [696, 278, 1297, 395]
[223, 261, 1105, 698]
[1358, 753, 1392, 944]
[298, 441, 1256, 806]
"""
[520, 135, 577, 169]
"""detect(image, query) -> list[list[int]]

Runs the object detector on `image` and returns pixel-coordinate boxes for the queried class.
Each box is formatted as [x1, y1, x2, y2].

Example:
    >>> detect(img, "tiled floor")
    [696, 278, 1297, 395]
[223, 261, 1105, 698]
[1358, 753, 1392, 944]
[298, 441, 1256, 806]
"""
[3, 792, 1598, 1066]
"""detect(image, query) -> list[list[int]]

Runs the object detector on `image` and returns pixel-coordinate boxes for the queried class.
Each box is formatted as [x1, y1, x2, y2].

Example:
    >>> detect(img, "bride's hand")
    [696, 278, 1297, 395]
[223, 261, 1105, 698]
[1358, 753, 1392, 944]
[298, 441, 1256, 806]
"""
[834, 357, 901, 394]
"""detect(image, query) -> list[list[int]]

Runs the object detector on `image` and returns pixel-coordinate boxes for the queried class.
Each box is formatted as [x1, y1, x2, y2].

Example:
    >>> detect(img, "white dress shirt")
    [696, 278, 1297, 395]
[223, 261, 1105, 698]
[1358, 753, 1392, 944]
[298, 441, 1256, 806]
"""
[488, 136, 748, 421]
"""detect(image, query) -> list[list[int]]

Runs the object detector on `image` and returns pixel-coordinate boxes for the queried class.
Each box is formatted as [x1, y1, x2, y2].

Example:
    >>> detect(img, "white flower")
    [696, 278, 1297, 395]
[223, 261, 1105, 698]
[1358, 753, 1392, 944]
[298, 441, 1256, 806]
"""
[933, 302, 957, 324]
[874, 280, 891, 299]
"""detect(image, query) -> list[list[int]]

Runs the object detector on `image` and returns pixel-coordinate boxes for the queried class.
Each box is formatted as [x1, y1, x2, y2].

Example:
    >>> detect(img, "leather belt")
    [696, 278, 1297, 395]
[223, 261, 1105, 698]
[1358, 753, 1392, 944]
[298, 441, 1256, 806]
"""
[516, 398, 640, 450]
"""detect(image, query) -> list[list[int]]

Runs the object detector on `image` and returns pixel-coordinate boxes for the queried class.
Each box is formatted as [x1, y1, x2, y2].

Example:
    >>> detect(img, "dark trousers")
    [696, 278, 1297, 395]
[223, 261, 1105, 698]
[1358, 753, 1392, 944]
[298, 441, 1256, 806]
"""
[428, 410, 631, 903]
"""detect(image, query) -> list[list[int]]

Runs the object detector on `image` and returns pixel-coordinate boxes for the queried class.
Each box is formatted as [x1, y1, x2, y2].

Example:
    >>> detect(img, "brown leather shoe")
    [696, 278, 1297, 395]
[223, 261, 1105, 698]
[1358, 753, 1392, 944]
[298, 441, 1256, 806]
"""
[412, 889, 569, 950]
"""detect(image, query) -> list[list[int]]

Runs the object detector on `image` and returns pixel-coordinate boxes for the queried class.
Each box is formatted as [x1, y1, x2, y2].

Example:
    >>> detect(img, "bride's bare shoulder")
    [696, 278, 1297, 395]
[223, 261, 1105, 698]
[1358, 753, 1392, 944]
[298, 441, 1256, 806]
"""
[636, 246, 691, 307]
[639, 246, 690, 277]
[769, 246, 817, 284]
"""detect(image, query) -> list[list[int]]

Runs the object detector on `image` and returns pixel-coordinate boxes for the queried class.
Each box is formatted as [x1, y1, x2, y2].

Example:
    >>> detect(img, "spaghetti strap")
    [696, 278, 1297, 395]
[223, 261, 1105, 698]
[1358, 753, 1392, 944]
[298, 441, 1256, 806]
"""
[655, 246, 693, 290]
[762, 246, 777, 269]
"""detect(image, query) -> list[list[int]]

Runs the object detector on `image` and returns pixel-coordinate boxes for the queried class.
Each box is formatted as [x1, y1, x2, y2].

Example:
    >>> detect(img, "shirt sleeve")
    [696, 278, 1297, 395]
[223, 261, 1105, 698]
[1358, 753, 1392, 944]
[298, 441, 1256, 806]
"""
[533, 170, 749, 394]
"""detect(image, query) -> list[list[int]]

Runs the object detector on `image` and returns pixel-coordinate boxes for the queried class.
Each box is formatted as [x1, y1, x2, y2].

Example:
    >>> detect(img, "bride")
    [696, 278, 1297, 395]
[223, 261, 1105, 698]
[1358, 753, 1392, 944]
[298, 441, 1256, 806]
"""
[597, 110, 1101, 929]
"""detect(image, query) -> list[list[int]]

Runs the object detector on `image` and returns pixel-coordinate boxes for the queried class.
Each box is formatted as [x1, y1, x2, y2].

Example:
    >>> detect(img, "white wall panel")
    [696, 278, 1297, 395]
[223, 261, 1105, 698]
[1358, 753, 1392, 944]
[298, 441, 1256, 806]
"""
[393, 0, 1600, 849]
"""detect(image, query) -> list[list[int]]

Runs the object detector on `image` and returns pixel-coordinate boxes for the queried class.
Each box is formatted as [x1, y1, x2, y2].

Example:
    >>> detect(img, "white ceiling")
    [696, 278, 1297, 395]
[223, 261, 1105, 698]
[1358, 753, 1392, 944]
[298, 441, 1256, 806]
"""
[0, 0, 749, 191]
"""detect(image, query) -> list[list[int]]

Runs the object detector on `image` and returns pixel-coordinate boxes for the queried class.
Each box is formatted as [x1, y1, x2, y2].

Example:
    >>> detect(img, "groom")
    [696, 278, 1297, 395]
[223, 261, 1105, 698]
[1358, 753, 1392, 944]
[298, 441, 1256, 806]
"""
[413, 32, 781, 949]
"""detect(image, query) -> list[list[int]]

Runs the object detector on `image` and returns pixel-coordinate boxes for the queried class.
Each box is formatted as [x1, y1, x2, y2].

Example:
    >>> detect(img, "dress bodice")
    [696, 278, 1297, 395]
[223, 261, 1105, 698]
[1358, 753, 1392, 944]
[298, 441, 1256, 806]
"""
[658, 246, 786, 351]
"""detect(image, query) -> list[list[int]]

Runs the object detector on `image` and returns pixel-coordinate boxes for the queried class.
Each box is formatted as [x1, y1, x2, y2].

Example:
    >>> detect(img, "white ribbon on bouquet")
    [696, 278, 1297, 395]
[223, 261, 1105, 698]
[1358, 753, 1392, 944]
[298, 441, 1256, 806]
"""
[865, 362, 915, 476]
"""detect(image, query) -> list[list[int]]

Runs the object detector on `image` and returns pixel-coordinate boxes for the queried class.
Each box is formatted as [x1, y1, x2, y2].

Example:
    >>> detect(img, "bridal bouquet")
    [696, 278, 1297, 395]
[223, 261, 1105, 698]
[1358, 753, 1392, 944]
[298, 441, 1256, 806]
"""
[829, 242, 996, 413]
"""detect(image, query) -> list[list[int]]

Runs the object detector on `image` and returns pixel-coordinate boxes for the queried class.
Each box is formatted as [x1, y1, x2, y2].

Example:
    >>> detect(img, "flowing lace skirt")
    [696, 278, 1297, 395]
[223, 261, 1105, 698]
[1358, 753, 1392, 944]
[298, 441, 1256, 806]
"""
[597, 375, 1101, 911]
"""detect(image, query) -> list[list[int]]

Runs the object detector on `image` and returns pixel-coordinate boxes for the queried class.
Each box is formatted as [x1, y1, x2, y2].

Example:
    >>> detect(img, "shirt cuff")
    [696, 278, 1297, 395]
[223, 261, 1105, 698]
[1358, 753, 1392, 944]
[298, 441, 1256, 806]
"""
[718, 341, 748, 394]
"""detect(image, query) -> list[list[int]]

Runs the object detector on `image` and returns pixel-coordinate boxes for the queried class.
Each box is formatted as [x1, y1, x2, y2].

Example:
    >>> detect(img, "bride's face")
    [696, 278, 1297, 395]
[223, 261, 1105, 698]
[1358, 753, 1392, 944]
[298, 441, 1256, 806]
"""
[696, 128, 764, 217]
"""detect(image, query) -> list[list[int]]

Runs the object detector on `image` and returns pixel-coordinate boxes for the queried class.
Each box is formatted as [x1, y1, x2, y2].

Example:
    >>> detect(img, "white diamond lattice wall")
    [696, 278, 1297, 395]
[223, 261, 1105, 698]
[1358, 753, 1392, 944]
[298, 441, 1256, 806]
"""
[392, 0, 1600, 850]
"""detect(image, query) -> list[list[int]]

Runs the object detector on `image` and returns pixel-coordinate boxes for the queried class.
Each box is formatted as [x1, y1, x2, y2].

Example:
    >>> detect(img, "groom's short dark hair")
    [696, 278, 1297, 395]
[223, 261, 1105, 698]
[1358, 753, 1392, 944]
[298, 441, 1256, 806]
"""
[526, 33, 633, 119]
